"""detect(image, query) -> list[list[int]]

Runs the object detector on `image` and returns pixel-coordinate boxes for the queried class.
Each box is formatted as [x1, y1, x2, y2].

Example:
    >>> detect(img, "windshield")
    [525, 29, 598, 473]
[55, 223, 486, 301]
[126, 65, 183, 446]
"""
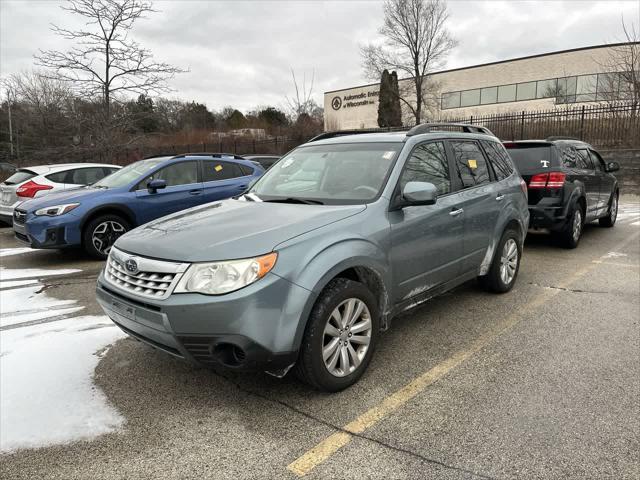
[93, 158, 167, 188]
[249, 142, 402, 204]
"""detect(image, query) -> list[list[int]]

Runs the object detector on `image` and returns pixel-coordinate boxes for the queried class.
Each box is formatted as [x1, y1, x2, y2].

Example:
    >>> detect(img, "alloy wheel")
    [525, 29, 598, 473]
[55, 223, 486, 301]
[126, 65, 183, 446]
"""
[92, 221, 126, 255]
[322, 298, 372, 377]
[610, 196, 618, 223]
[499, 238, 518, 286]
[572, 210, 582, 242]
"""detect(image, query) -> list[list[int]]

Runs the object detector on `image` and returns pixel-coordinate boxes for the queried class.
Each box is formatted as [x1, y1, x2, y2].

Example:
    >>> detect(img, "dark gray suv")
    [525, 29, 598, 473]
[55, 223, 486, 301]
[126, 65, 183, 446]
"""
[96, 123, 529, 391]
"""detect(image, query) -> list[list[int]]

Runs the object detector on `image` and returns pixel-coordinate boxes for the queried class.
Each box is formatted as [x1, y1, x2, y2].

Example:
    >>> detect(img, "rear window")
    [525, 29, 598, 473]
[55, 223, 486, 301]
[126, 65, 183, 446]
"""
[4, 169, 37, 185]
[503, 144, 559, 174]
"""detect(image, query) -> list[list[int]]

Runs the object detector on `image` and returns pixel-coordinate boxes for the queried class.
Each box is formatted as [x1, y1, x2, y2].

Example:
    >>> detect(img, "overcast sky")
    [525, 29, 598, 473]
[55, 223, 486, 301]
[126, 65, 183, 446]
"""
[1, 0, 638, 113]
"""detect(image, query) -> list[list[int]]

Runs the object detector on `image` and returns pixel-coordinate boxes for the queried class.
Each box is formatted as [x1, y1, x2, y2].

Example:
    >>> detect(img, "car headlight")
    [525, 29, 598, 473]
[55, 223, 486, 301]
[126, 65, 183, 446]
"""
[174, 252, 278, 295]
[34, 203, 80, 216]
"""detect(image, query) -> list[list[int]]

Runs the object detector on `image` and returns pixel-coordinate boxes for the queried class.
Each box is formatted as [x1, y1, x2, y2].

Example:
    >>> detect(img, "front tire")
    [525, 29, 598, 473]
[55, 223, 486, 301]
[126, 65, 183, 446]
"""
[295, 278, 379, 392]
[82, 214, 130, 259]
[599, 192, 618, 228]
[479, 228, 521, 293]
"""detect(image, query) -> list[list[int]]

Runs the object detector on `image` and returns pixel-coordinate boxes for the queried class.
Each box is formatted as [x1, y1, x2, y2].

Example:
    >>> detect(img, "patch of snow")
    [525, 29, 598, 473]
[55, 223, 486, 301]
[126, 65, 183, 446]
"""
[0, 247, 41, 257]
[602, 252, 628, 259]
[0, 315, 126, 453]
[0, 267, 81, 281]
[0, 284, 82, 328]
[0, 279, 39, 289]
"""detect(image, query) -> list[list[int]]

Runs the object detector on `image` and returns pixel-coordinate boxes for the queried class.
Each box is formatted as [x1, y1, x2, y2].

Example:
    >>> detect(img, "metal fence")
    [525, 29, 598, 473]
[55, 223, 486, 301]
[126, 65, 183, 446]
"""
[1, 102, 637, 170]
[444, 103, 639, 147]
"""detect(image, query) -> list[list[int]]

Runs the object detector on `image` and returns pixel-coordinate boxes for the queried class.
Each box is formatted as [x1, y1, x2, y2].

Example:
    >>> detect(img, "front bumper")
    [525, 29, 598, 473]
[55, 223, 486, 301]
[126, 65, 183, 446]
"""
[13, 210, 82, 248]
[96, 270, 313, 371]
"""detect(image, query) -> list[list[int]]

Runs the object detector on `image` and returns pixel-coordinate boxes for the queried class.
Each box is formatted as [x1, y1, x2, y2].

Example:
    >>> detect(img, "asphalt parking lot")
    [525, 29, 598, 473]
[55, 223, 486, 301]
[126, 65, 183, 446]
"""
[1, 200, 639, 480]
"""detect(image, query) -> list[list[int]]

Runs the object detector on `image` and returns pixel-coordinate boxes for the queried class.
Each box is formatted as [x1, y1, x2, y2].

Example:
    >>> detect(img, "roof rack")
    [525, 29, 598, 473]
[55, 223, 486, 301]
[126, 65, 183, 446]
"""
[143, 153, 176, 159]
[171, 152, 246, 160]
[406, 123, 494, 137]
[308, 128, 407, 143]
[545, 136, 581, 142]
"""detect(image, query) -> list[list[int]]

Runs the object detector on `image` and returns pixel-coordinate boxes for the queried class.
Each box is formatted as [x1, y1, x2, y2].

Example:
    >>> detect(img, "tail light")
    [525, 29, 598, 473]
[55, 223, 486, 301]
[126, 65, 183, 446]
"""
[519, 178, 528, 198]
[16, 180, 53, 198]
[528, 172, 566, 189]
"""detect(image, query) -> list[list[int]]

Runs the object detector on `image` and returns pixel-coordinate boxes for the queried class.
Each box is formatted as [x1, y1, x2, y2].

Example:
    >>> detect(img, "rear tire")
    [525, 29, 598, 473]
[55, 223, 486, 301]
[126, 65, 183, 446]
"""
[82, 214, 130, 259]
[599, 192, 618, 228]
[295, 278, 379, 392]
[556, 203, 583, 249]
[479, 228, 521, 293]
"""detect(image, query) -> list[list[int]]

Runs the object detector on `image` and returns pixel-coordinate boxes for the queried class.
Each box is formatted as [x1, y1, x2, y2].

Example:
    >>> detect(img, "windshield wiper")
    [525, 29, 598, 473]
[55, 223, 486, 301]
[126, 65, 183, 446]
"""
[264, 197, 324, 205]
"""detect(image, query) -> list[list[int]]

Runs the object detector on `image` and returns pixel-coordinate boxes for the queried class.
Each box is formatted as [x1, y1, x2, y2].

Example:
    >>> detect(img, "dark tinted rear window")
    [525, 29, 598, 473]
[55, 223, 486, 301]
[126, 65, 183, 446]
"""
[4, 169, 37, 185]
[503, 144, 559, 173]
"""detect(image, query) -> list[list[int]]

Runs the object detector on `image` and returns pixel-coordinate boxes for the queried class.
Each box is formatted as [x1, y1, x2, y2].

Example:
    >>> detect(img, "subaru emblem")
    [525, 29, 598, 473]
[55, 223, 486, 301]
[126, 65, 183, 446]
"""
[124, 258, 139, 274]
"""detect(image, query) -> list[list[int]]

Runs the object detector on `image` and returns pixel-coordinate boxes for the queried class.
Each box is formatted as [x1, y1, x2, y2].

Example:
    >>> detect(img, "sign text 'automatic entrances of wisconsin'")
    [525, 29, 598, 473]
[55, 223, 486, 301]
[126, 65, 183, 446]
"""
[332, 89, 379, 110]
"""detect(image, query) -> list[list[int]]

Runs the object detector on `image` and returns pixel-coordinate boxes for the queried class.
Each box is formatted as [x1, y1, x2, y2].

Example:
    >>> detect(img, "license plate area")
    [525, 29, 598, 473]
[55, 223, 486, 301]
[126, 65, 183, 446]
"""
[109, 299, 136, 321]
[1, 192, 11, 204]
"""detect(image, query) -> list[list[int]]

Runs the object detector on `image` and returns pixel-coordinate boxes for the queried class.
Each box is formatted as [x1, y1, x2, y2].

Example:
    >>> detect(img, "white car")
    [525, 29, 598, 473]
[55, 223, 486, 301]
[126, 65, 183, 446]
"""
[0, 163, 120, 225]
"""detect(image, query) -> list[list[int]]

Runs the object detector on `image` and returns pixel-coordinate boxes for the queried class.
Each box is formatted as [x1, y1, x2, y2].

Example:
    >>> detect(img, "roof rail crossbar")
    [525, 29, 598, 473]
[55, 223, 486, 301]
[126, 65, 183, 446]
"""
[171, 152, 245, 160]
[406, 123, 494, 137]
[308, 127, 408, 142]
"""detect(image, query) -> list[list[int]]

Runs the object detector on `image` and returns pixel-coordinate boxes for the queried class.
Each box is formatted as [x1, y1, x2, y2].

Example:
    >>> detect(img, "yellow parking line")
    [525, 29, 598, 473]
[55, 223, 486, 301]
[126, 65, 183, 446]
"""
[287, 232, 640, 477]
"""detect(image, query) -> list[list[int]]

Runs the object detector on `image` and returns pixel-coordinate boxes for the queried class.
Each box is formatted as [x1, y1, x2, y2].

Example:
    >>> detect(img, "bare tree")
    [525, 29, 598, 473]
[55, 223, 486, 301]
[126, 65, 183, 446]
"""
[285, 69, 317, 120]
[599, 19, 639, 112]
[361, 0, 457, 124]
[35, 0, 184, 115]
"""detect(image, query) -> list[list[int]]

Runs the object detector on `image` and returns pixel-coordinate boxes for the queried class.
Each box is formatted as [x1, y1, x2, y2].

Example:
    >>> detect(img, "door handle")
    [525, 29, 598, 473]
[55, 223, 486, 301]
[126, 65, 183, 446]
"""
[237, 185, 248, 189]
[189, 190, 202, 195]
[495, 194, 505, 201]
[449, 208, 464, 217]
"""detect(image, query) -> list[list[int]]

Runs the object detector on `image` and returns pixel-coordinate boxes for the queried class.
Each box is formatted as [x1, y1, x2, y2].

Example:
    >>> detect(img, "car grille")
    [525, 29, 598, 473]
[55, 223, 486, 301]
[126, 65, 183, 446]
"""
[104, 247, 189, 300]
[13, 209, 26, 225]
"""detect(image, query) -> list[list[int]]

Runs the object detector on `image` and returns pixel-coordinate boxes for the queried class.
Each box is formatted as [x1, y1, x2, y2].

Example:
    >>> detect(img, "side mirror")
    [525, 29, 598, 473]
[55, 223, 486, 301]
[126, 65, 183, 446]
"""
[147, 179, 167, 193]
[606, 161, 620, 173]
[402, 181, 438, 207]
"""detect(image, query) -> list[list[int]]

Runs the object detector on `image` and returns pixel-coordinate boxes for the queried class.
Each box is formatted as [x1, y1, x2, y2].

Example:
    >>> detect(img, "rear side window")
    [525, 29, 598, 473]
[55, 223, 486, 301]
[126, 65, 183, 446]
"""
[46, 171, 68, 183]
[480, 140, 514, 180]
[238, 164, 254, 176]
[504, 144, 558, 174]
[69, 167, 110, 185]
[400, 141, 450, 195]
[557, 145, 582, 169]
[5, 169, 36, 185]
[450, 140, 490, 188]
[202, 161, 244, 182]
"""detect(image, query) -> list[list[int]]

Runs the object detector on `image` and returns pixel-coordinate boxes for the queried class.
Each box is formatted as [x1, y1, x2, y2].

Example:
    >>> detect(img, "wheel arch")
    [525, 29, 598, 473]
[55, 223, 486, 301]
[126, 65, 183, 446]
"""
[79, 204, 137, 235]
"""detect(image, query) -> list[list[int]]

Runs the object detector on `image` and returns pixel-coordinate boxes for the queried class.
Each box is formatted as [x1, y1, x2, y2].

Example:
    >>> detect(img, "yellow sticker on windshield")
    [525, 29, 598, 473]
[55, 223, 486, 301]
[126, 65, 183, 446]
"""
[214, 164, 223, 172]
[468, 159, 477, 169]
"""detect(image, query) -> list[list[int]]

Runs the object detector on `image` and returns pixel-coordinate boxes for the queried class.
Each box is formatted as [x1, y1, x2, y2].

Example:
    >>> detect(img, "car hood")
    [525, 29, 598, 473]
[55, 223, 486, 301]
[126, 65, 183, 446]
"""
[18, 187, 106, 212]
[115, 199, 366, 262]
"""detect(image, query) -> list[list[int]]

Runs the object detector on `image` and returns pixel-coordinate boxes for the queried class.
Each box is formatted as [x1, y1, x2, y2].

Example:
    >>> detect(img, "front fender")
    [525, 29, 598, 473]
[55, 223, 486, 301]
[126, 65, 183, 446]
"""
[274, 235, 392, 352]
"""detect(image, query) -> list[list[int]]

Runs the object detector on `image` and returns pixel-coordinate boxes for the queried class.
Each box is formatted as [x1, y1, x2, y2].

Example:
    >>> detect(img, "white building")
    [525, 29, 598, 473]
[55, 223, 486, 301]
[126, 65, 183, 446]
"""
[323, 43, 636, 130]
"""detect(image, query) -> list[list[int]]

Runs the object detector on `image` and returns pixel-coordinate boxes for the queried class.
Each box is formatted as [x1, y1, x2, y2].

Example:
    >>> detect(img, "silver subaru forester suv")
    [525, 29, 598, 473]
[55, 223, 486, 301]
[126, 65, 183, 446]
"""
[96, 123, 529, 392]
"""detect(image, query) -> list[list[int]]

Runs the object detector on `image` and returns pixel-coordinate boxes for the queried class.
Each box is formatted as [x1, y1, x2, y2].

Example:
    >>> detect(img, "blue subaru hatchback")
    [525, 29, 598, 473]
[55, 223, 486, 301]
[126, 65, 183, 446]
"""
[13, 154, 264, 258]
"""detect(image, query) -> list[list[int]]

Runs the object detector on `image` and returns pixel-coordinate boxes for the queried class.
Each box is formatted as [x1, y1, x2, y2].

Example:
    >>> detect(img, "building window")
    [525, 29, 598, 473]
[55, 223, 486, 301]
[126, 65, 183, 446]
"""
[576, 74, 597, 102]
[442, 91, 461, 109]
[516, 81, 537, 101]
[440, 70, 628, 109]
[480, 86, 497, 104]
[536, 78, 558, 98]
[460, 89, 481, 107]
[497, 84, 516, 103]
